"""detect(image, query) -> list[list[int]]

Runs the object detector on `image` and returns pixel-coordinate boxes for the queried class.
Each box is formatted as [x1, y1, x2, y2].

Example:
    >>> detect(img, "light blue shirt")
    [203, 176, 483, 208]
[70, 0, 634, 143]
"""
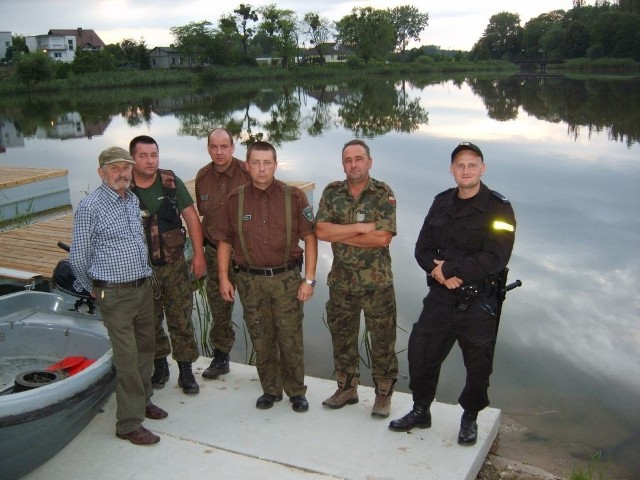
[70, 183, 152, 292]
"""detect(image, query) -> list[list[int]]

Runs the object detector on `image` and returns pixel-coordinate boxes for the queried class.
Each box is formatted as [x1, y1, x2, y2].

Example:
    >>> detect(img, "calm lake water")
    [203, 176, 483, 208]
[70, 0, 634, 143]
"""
[1, 74, 638, 478]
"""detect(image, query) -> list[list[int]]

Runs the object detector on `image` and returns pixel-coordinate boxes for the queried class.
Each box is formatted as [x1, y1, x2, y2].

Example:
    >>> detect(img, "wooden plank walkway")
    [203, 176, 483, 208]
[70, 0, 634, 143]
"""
[0, 167, 68, 189]
[0, 180, 314, 281]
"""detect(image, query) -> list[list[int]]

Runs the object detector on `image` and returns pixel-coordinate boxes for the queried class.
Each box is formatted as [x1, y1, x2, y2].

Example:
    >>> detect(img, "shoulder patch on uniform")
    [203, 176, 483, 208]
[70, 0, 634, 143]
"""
[303, 206, 314, 222]
[387, 195, 396, 206]
[491, 190, 510, 204]
[435, 187, 455, 199]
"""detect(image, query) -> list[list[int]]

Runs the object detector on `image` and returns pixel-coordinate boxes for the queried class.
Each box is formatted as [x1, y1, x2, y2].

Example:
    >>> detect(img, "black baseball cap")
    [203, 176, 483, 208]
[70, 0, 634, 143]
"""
[451, 142, 483, 163]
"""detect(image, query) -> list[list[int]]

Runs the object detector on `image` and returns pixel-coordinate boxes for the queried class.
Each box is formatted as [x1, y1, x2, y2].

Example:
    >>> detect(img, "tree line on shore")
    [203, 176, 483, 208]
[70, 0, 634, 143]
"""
[2, 1, 639, 87]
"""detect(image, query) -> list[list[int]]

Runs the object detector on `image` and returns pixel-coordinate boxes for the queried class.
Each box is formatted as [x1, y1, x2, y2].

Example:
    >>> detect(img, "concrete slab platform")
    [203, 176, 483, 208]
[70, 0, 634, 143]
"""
[22, 358, 500, 480]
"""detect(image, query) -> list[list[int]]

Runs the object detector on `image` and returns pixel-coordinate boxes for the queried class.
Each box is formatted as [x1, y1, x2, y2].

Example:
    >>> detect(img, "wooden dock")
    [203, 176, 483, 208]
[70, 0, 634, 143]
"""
[0, 167, 71, 225]
[0, 179, 314, 281]
[0, 167, 68, 189]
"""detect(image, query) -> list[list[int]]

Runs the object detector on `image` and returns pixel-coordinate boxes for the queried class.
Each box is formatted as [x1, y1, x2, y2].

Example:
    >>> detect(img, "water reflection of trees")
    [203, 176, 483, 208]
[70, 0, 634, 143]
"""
[337, 79, 429, 137]
[168, 78, 430, 144]
[1, 75, 638, 147]
[467, 75, 640, 146]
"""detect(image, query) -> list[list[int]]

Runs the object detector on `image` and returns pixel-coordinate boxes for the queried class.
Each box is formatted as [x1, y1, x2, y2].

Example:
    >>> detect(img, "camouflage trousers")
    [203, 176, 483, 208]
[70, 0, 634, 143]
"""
[205, 244, 236, 353]
[152, 256, 199, 362]
[235, 269, 307, 398]
[326, 284, 398, 380]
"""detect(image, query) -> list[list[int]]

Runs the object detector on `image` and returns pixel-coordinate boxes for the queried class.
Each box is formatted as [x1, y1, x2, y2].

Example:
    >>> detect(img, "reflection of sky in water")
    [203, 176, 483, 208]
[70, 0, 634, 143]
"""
[2, 79, 639, 474]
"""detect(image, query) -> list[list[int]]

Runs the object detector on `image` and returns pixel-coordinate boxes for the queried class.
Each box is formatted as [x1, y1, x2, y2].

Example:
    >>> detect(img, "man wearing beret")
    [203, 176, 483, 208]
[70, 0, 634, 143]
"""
[70, 146, 168, 446]
[389, 142, 516, 446]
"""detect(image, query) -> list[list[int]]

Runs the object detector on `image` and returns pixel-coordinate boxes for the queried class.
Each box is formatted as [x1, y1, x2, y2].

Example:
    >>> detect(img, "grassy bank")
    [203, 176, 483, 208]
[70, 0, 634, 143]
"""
[1, 57, 638, 95]
[0, 60, 517, 95]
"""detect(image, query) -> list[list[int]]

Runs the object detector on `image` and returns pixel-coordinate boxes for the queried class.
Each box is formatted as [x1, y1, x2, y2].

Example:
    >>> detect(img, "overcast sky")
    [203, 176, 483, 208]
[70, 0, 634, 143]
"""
[2, 0, 579, 51]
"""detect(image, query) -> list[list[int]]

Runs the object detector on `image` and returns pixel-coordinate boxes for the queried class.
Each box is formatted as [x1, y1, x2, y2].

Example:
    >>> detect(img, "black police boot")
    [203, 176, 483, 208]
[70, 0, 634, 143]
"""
[388, 404, 432, 432]
[202, 348, 230, 379]
[290, 395, 309, 413]
[177, 361, 199, 395]
[256, 393, 283, 409]
[151, 357, 169, 389]
[458, 410, 478, 445]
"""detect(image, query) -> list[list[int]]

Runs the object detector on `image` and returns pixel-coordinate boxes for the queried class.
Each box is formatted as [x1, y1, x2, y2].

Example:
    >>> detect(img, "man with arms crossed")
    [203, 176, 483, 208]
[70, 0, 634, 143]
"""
[315, 139, 399, 418]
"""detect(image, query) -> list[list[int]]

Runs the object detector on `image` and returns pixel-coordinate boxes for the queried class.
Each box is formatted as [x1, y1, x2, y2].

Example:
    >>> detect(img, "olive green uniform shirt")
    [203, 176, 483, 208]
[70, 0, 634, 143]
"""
[315, 177, 397, 291]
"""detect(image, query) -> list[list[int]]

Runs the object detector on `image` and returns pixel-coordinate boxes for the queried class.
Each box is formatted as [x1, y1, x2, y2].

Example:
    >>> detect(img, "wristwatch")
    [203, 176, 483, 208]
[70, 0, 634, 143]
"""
[303, 278, 316, 287]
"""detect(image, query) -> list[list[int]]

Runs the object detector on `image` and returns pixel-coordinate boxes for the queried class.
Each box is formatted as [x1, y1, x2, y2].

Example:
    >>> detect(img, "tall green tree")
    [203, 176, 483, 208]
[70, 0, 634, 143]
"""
[258, 4, 299, 68]
[540, 24, 566, 60]
[563, 20, 590, 58]
[170, 21, 216, 68]
[388, 5, 429, 53]
[589, 11, 640, 59]
[217, 14, 246, 63]
[135, 38, 151, 69]
[105, 37, 152, 69]
[481, 12, 523, 60]
[120, 38, 138, 65]
[336, 7, 396, 64]
[521, 11, 564, 58]
[233, 4, 259, 55]
[301, 12, 334, 62]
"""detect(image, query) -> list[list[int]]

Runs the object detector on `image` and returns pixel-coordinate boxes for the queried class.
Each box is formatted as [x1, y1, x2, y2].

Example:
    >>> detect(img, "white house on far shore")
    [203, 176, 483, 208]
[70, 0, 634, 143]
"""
[25, 28, 104, 63]
[0, 31, 12, 61]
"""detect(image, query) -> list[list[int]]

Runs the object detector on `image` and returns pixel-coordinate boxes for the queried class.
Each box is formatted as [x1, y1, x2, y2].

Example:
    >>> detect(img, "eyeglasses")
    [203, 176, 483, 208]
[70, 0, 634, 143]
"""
[248, 159, 275, 168]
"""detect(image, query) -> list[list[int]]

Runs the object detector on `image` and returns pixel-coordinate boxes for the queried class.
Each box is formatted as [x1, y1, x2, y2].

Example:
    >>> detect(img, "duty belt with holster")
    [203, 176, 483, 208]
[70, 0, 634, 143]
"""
[427, 271, 504, 311]
[455, 272, 503, 311]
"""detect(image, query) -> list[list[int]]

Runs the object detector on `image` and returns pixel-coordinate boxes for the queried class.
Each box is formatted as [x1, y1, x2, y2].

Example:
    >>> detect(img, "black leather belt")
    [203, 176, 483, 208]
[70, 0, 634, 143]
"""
[93, 277, 147, 288]
[235, 259, 300, 277]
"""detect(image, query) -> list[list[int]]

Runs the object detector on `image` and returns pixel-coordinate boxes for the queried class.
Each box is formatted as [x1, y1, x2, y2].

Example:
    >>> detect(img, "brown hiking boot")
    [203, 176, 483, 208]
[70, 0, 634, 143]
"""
[322, 373, 359, 409]
[371, 378, 395, 418]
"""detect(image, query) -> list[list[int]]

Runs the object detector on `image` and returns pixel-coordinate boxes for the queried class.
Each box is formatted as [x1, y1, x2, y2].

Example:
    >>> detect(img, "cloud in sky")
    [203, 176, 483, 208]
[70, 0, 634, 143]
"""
[1, 0, 578, 51]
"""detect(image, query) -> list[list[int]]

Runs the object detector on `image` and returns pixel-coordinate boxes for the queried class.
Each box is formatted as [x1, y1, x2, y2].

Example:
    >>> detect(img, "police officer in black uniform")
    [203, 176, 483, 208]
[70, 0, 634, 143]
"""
[389, 142, 516, 446]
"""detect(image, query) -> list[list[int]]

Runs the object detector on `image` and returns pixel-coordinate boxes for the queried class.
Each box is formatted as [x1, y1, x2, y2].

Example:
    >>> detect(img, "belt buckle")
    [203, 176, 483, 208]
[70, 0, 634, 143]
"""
[263, 268, 274, 277]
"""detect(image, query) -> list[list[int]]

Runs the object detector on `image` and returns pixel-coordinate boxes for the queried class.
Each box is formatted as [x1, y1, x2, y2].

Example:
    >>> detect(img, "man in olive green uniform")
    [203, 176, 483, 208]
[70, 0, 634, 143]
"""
[130, 135, 205, 395]
[195, 128, 250, 379]
[215, 141, 317, 412]
[315, 139, 398, 418]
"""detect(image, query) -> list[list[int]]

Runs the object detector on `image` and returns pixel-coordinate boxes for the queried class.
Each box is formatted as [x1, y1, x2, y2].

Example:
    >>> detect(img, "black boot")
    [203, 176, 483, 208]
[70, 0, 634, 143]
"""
[458, 410, 478, 445]
[177, 361, 199, 395]
[202, 348, 230, 380]
[388, 404, 432, 432]
[151, 357, 169, 389]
